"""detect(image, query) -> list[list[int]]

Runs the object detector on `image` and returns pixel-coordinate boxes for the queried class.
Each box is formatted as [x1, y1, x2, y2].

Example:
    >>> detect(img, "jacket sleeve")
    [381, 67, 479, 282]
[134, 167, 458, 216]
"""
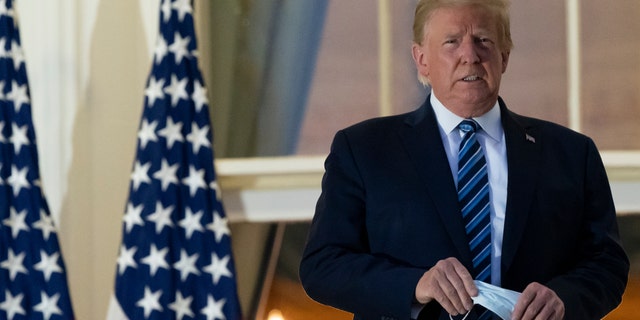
[299, 130, 426, 320]
[546, 138, 629, 319]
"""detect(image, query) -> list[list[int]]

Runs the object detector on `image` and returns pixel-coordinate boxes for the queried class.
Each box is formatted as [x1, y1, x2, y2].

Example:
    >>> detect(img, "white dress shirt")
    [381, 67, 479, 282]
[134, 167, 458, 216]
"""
[430, 92, 508, 286]
[412, 93, 509, 319]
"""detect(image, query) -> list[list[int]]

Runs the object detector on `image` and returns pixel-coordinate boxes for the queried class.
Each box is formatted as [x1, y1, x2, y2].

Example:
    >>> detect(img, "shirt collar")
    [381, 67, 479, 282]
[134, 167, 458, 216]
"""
[430, 91, 503, 142]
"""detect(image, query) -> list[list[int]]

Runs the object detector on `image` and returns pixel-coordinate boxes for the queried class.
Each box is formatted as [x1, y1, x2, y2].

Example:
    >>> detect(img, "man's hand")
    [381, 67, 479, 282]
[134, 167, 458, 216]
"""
[511, 282, 565, 320]
[414, 257, 477, 316]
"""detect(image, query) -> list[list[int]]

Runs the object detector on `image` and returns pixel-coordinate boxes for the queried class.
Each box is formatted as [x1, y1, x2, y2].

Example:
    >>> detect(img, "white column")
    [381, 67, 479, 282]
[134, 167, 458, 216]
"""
[378, 0, 393, 116]
[566, 0, 581, 132]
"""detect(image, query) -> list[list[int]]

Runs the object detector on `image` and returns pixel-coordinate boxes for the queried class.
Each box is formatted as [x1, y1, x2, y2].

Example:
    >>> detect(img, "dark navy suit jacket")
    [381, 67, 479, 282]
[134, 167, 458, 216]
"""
[299, 97, 629, 320]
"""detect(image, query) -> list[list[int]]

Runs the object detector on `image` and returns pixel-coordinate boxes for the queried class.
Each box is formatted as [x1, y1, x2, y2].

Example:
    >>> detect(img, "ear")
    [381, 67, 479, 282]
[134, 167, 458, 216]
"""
[501, 50, 510, 73]
[412, 43, 429, 79]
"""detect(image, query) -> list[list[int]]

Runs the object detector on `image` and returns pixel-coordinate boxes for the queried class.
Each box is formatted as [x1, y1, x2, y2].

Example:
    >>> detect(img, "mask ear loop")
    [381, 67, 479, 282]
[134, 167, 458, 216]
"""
[449, 310, 471, 320]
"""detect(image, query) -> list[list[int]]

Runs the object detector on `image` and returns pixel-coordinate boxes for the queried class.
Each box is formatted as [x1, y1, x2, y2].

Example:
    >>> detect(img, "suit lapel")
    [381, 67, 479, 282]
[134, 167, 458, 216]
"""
[499, 101, 542, 273]
[398, 100, 473, 266]
[398, 98, 542, 273]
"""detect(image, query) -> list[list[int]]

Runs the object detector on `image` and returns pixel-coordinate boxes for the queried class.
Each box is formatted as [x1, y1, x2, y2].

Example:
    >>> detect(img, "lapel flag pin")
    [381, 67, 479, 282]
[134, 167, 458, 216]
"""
[525, 134, 536, 143]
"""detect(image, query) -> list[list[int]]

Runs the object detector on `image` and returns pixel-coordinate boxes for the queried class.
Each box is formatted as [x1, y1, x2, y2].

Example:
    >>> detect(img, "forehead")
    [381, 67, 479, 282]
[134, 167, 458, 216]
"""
[426, 5, 498, 36]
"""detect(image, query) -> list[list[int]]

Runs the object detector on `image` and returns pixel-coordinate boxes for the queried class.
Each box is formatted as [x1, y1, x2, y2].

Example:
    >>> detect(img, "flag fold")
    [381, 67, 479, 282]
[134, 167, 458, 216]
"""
[109, 0, 242, 319]
[0, 0, 75, 319]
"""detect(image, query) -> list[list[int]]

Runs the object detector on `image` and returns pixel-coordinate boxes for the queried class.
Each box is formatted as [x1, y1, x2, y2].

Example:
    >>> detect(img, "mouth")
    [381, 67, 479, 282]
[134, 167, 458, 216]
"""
[462, 75, 482, 82]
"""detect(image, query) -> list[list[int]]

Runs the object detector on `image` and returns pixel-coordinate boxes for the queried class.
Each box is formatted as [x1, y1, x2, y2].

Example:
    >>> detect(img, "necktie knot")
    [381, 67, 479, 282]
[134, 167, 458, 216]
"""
[459, 119, 479, 134]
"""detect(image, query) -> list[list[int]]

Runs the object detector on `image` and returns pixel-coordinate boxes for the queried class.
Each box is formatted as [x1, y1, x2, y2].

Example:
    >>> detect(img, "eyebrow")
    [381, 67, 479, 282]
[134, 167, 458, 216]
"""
[443, 27, 494, 39]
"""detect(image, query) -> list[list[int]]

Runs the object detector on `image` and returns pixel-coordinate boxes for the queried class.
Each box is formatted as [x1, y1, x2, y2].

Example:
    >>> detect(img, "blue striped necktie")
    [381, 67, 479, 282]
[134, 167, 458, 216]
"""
[457, 119, 492, 320]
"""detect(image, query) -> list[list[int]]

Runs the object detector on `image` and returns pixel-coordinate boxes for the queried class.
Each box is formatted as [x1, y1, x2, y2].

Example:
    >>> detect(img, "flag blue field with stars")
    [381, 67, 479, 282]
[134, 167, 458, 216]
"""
[0, 0, 76, 319]
[108, 0, 242, 319]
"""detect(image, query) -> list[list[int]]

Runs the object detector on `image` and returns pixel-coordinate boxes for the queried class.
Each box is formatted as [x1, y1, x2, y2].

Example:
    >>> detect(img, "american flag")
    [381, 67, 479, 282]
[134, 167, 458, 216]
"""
[109, 0, 242, 319]
[0, 0, 76, 319]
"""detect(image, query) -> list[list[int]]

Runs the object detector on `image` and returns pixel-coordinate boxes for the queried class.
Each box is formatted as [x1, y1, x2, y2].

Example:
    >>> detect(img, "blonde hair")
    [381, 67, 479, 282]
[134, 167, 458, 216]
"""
[413, 0, 513, 85]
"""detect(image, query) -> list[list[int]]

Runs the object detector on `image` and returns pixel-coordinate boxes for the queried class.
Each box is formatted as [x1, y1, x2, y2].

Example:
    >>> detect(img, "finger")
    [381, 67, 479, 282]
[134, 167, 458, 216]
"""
[521, 301, 543, 320]
[429, 266, 467, 314]
[428, 279, 461, 315]
[441, 276, 470, 314]
[456, 264, 478, 297]
[416, 263, 465, 315]
[548, 306, 565, 320]
[513, 282, 565, 320]
[436, 277, 468, 315]
[439, 258, 475, 310]
[532, 287, 565, 320]
[434, 259, 474, 314]
[529, 296, 557, 320]
[448, 260, 476, 309]
[536, 305, 555, 320]
[512, 286, 536, 319]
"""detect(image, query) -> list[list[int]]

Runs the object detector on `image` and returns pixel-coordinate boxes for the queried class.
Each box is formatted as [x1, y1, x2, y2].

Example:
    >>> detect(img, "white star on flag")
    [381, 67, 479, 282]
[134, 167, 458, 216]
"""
[33, 251, 63, 282]
[7, 164, 29, 196]
[201, 295, 226, 320]
[171, 0, 193, 22]
[173, 250, 201, 281]
[116, 245, 138, 275]
[186, 122, 211, 153]
[136, 287, 163, 318]
[141, 244, 170, 277]
[138, 119, 159, 149]
[191, 80, 208, 112]
[33, 209, 57, 240]
[7, 40, 23, 70]
[130, 161, 152, 191]
[182, 165, 206, 197]
[169, 292, 195, 320]
[144, 76, 165, 107]
[3, 207, 29, 238]
[164, 74, 188, 107]
[33, 292, 63, 320]
[123, 202, 144, 233]
[160, 0, 172, 23]
[146, 201, 174, 233]
[0, 248, 28, 280]
[158, 116, 184, 148]
[168, 32, 191, 64]
[153, 158, 179, 191]
[204, 253, 232, 285]
[154, 35, 169, 64]
[0, 290, 26, 319]
[9, 122, 29, 153]
[207, 211, 231, 243]
[5, 80, 28, 111]
[179, 207, 204, 239]
[211, 180, 222, 200]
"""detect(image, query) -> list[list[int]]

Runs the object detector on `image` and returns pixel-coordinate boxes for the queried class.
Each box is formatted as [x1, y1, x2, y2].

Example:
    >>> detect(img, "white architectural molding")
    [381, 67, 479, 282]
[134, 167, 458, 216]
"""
[217, 153, 640, 222]
[216, 156, 324, 223]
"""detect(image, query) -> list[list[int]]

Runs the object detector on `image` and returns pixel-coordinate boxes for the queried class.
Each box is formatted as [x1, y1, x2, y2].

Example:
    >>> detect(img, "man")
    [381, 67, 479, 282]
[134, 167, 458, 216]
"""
[299, 0, 629, 319]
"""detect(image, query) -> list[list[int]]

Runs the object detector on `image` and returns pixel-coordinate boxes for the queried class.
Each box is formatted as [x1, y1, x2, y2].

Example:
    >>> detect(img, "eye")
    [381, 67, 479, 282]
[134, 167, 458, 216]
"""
[475, 37, 495, 48]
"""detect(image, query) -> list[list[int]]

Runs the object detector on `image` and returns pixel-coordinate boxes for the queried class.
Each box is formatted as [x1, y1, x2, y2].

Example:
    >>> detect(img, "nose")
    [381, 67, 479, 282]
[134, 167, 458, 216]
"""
[460, 39, 480, 64]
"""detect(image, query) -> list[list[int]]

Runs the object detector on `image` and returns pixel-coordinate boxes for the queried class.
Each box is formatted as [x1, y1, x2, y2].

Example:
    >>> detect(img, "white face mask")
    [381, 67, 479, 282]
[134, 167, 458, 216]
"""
[450, 281, 521, 320]
[472, 281, 521, 319]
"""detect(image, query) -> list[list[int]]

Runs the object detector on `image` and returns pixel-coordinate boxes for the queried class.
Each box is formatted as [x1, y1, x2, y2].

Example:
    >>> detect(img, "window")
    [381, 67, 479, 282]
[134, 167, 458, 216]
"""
[206, 1, 640, 318]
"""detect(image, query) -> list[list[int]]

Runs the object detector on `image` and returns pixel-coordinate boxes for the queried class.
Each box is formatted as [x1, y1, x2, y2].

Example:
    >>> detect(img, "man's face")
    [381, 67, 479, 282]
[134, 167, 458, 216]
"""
[412, 5, 509, 117]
